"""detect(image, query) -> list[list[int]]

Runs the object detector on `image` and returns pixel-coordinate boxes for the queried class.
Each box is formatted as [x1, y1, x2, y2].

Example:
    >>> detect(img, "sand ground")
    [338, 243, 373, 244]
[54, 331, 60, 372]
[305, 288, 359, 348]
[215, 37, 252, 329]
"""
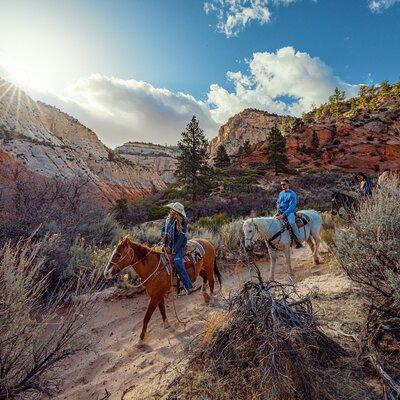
[56, 244, 353, 400]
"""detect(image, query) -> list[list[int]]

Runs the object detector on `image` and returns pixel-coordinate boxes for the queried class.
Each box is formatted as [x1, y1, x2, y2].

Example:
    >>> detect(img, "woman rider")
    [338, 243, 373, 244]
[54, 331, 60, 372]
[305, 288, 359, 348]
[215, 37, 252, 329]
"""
[162, 202, 199, 295]
[355, 172, 373, 196]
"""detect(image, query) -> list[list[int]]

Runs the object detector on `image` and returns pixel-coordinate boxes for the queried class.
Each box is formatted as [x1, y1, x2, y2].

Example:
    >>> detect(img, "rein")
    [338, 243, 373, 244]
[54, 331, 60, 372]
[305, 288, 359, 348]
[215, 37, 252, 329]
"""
[111, 242, 163, 288]
[253, 218, 285, 250]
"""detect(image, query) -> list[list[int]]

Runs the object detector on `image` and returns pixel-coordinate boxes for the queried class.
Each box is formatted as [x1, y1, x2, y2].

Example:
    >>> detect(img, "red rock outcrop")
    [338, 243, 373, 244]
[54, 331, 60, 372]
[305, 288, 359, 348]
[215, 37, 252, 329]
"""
[210, 107, 400, 174]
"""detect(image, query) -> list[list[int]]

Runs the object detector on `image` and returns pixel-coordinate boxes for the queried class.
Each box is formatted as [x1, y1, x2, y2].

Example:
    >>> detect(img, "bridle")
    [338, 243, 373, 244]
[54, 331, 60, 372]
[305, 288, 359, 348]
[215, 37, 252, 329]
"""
[108, 243, 154, 274]
[246, 218, 284, 251]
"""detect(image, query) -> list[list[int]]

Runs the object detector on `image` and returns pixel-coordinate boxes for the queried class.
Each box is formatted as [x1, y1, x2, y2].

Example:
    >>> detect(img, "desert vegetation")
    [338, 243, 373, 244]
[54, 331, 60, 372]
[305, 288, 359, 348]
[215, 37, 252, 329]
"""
[303, 81, 400, 122]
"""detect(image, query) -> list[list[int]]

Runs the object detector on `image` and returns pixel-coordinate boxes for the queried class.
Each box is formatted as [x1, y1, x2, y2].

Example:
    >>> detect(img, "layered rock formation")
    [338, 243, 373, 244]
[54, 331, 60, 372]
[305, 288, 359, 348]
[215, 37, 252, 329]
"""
[0, 79, 167, 202]
[115, 142, 179, 183]
[209, 109, 283, 157]
[210, 102, 400, 174]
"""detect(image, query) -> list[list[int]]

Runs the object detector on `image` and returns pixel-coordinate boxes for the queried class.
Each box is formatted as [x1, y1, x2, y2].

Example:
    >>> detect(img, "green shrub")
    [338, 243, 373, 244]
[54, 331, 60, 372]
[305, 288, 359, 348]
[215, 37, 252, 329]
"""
[194, 213, 231, 232]
[148, 206, 169, 220]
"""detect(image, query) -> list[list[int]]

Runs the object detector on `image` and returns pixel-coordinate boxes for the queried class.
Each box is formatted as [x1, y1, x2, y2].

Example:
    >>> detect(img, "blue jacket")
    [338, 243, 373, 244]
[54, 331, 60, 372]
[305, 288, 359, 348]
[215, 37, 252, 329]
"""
[359, 178, 373, 196]
[277, 189, 298, 217]
[161, 217, 188, 255]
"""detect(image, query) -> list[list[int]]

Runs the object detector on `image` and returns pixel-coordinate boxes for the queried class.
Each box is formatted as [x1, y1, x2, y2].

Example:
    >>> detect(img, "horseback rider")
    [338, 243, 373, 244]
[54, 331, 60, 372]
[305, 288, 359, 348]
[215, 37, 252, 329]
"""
[355, 172, 373, 196]
[276, 179, 302, 248]
[162, 202, 199, 296]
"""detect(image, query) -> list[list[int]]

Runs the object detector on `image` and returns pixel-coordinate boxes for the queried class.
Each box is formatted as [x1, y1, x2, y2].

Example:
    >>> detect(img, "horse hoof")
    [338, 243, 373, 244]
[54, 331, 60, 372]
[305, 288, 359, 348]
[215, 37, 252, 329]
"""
[136, 338, 145, 348]
[163, 321, 170, 329]
[203, 293, 211, 304]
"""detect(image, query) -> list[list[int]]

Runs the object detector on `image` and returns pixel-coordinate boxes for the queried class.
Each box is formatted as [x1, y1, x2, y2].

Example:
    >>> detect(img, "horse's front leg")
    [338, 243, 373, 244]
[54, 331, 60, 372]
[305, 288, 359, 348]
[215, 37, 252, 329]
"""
[158, 299, 170, 329]
[283, 245, 294, 282]
[269, 249, 278, 281]
[138, 297, 159, 343]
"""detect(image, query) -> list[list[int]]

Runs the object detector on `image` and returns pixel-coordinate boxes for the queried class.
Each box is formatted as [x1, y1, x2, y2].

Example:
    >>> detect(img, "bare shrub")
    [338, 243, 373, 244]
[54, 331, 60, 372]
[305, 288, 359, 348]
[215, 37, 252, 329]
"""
[333, 177, 400, 349]
[0, 238, 96, 399]
[166, 275, 375, 400]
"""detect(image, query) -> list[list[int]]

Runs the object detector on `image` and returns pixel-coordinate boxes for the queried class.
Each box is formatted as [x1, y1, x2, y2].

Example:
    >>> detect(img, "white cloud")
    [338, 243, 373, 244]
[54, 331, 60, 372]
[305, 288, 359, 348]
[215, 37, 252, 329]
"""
[1, 47, 359, 148]
[204, 0, 308, 37]
[11, 74, 218, 148]
[204, 0, 271, 37]
[207, 46, 358, 124]
[369, 0, 400, 11]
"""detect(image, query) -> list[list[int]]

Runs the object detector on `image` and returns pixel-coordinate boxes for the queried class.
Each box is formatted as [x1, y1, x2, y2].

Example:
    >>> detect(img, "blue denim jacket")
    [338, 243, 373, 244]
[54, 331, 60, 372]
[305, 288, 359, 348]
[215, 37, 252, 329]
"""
[161, 217, 188, 255]
[277, 189, 298, 217]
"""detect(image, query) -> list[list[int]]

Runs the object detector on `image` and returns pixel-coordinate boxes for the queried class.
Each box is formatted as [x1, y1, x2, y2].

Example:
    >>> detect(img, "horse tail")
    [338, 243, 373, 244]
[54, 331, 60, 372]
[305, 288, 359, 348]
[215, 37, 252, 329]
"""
[214, 259, 222, 288]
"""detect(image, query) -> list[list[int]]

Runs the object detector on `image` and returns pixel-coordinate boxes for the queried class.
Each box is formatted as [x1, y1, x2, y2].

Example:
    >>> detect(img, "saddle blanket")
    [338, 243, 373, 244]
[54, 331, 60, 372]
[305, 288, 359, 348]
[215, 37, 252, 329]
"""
[295, 212, 310, 228]
[161, 239, 205, 275]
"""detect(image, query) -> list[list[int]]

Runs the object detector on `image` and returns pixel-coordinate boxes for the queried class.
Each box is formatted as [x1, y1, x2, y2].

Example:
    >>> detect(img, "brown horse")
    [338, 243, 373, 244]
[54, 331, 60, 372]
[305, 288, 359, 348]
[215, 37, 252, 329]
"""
[103, 236, 221, 343]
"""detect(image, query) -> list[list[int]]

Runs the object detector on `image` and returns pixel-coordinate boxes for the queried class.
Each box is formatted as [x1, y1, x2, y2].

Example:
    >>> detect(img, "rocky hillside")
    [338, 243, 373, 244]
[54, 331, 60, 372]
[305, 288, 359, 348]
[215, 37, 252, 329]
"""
[209, 109, 283, 156]
[0, 79, 168, 202]
[115, 142, 178, 183]
[210, 83, 400, 174]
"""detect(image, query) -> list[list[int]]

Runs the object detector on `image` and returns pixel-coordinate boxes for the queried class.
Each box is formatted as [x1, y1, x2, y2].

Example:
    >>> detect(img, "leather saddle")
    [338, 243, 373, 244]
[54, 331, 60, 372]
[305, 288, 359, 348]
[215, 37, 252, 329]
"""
[160, 240, 205, 290]
[295, 212, 310, 228]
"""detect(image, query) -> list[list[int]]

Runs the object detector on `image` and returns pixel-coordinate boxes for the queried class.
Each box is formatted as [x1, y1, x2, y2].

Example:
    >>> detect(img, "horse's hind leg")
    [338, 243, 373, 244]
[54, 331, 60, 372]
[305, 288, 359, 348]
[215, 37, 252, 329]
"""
[307, 237, 315, 256]
[311, 232, 322, 264]
[199, 270, 210, 304]
[139, 297, 158, 342]
[158, 299, 170, 329]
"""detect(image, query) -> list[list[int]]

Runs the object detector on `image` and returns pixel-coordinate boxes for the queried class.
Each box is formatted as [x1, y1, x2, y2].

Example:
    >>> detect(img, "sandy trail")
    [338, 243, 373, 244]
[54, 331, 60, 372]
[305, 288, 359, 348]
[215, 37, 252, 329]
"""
[56, 245, 348, 400]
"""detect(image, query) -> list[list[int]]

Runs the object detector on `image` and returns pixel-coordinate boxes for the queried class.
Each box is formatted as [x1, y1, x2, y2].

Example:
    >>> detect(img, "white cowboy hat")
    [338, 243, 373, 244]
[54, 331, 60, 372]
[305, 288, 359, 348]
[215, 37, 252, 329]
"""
[166, 202, 186, 218]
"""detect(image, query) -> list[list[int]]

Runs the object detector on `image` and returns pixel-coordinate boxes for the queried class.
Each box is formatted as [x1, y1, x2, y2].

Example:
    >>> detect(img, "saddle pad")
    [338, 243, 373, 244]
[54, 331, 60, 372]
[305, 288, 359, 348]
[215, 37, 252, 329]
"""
[295, 213, 310, 228]
[186, 240, 205, 257]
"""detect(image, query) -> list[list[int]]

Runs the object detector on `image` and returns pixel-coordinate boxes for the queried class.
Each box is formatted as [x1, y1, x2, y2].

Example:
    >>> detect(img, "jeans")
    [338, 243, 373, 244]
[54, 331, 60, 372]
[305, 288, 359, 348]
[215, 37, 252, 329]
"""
[286, 213, 302, 240]
[173, 249, 193, 291]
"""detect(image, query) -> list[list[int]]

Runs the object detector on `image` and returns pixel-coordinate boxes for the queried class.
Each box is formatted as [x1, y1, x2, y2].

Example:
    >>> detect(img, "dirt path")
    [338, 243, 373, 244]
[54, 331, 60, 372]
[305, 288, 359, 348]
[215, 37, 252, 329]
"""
[56, 245, 350, 400]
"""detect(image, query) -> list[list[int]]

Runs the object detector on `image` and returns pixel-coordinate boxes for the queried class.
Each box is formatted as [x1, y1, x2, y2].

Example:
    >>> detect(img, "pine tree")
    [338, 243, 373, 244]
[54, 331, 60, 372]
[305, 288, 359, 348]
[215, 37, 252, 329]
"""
[214, 144, 231, 168]
[328, 87, 346, 119]
[263, 125, 288, 175]
[175, 116, 211, 201]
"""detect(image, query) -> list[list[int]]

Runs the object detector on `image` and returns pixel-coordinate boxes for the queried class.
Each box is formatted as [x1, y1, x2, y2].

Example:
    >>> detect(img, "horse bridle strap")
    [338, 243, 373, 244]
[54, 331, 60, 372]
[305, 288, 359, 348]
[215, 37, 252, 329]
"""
[252, 218, 285, 251]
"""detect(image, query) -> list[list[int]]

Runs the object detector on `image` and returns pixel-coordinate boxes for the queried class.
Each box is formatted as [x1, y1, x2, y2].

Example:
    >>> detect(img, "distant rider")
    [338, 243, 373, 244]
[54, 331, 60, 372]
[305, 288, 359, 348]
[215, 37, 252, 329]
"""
[161, 202, 198, 296]
[276, 179, 302, 248]
[355, 172, 373, 196]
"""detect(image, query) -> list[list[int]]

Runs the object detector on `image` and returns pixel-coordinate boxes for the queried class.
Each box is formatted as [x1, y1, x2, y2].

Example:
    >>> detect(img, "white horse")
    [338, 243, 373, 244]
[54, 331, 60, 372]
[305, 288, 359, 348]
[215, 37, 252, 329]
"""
[243, 210, 323, 281]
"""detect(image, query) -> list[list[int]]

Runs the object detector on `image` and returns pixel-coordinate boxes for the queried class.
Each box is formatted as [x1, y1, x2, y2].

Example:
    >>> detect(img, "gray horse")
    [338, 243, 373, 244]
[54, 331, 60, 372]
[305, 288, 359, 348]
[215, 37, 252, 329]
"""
[243, 210, 323, 281]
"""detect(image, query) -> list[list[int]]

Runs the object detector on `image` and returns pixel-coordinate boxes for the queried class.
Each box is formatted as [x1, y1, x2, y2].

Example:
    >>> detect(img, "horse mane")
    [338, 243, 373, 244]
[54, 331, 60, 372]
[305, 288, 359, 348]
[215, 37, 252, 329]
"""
[118, 236, 153, 259]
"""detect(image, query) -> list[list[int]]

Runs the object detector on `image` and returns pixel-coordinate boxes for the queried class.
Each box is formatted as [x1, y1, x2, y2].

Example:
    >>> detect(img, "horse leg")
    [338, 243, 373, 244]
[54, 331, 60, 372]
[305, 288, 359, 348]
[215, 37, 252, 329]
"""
[199, 269, 210, 304]
[269, 249, 278, 281]
[158, 299, 170, 329]
[306, 237, 315, 257]
[312, 232, 322, 264]
[138, 297, 159, 342]
[283, 246, 294, 282]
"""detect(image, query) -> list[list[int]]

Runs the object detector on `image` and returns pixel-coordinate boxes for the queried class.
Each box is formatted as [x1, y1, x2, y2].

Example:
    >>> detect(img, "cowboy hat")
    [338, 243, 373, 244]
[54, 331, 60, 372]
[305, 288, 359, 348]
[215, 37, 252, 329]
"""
[166, 202, 186, 218]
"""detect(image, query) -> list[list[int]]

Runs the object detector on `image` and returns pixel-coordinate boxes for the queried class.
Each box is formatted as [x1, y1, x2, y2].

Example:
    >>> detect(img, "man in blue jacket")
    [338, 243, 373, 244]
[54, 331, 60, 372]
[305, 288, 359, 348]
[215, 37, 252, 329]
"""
[276, 179, 302, 248]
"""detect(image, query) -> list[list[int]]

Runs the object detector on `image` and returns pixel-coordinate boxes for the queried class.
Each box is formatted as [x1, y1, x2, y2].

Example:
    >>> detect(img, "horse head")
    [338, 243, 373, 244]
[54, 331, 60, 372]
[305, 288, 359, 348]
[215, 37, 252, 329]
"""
[243, 219, 260, 251]
[103, 236, 134, 280]
[331, 191, 341, 215]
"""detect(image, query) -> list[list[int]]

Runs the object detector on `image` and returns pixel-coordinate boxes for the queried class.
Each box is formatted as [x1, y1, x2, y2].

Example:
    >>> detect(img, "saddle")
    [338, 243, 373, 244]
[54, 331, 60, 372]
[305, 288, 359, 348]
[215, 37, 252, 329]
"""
[295, 212, 310, 228]
[279, 212, 310, 248]
[160, 240, 205, 292]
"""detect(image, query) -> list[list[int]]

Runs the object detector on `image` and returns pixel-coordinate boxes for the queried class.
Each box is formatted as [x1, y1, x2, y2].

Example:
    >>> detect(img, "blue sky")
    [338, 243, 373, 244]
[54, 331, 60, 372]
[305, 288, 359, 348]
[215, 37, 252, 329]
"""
[0, 0, 399, 146]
